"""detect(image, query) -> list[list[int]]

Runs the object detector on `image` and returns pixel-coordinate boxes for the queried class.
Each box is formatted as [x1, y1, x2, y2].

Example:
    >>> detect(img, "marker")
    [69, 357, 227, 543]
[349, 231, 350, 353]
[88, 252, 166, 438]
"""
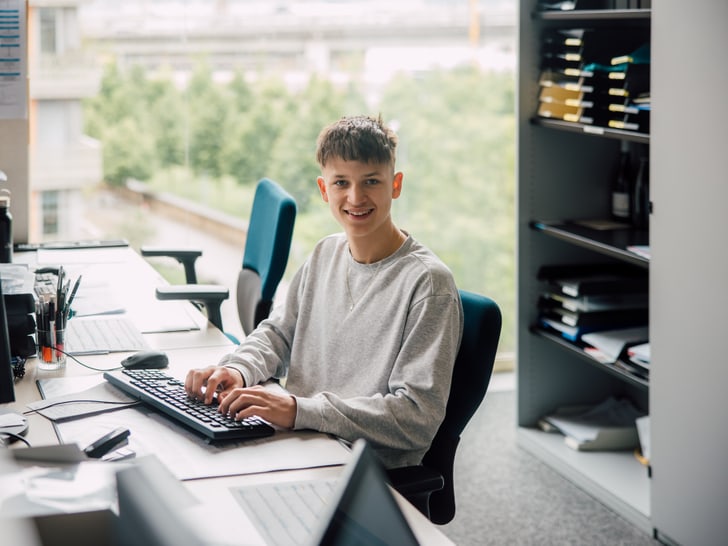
[49, 301, 57, 360]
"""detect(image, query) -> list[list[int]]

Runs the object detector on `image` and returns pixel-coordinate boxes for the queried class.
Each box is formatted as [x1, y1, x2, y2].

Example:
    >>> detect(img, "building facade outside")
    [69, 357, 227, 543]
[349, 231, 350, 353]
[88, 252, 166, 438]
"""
[28, 0, 102, 242]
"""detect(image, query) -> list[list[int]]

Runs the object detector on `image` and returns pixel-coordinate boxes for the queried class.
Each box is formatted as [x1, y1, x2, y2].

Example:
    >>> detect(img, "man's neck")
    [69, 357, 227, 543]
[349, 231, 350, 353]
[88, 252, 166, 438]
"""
[348, 226, 406, 264]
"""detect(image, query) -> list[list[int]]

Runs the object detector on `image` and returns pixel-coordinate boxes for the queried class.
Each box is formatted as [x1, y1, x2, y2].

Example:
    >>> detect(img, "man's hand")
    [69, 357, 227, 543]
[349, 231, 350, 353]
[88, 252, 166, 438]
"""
[217, 385, 297, 430]
[184, 365, 244, 405]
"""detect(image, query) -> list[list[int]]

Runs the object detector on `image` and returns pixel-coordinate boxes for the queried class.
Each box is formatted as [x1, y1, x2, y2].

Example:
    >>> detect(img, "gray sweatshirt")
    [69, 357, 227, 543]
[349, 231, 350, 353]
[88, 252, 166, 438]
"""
[219, 233, 464, 468]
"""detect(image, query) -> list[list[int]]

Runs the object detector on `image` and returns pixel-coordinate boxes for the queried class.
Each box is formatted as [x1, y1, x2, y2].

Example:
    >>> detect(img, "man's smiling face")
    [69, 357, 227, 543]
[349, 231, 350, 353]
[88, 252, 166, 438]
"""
[317, 157, 403, 245]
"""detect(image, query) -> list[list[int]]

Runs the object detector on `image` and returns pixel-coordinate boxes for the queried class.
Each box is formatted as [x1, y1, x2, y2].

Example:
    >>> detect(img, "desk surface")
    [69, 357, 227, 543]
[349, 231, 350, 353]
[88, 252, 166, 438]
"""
[3, 245, 454, 545]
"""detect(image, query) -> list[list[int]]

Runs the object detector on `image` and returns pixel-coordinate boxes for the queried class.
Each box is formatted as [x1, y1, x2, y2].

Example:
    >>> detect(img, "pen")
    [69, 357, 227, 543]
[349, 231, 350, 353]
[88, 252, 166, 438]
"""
[56, 265, 64, 304]
[65, 275, 82, 318]
[60, 279, 70, 327]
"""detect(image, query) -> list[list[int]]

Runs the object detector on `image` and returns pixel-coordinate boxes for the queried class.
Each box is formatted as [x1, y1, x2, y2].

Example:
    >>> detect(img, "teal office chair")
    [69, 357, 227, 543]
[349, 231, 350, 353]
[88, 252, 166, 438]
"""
[387, 290, 502, 524]
[141, 178, 297, 342]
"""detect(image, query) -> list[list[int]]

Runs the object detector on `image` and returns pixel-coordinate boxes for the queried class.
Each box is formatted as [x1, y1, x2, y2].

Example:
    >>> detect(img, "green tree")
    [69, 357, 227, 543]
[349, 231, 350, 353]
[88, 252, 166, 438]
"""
[146, 68, 187, 168]
[228, 70, 254, 113]
[221, 77, 294, 187]
[186, 61, 232, 178]
[85, 62, 166, 184]
[102, 117, 157, 184]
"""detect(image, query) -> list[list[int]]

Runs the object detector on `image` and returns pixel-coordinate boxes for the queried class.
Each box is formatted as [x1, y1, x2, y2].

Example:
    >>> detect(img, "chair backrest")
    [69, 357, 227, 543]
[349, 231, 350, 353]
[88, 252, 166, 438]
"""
[422, 289, 502, 524]
[237, 178, 297, 335]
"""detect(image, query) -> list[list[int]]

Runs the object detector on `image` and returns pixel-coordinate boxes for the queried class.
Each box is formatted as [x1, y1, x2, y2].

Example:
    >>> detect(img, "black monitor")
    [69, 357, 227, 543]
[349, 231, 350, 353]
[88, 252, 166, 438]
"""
[0, 275, 28, 443]
[0, 277, 15, 404]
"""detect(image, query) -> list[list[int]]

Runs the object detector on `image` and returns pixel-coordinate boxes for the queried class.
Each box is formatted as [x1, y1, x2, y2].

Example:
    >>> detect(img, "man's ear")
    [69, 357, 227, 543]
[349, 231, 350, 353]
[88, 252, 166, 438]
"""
[392, 172, 404, 199]
[317, 177, 329, 202]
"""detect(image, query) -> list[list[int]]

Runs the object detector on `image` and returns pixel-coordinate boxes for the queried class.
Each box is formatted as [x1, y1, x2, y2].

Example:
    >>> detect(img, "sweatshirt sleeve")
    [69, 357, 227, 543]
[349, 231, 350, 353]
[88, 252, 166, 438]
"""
[216, 265, 306, 387]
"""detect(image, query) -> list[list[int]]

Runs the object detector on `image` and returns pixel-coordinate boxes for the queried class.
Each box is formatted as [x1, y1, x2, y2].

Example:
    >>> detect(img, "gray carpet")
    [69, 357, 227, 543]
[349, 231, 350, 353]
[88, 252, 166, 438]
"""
[439, 378, 660, 545]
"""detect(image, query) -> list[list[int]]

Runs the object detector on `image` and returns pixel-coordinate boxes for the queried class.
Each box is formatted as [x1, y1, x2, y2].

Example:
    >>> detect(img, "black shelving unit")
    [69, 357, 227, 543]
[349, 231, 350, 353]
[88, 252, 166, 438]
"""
[532, 118, 649, 143]
[531, 326, 649, 388]
[517, 0, 652, 533]
[537, 9, 651, 22]
[532, 221, 649, 267]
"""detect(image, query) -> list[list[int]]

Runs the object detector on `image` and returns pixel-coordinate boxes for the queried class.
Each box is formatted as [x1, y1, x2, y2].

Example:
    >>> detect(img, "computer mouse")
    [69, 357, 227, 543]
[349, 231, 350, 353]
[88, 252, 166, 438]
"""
[120, 350, 169, 370]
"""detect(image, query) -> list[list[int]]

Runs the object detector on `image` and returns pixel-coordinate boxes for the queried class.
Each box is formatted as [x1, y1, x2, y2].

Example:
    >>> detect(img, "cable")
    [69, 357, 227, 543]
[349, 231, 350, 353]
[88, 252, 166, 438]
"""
[22, 399, 141, 416]
[43, 346, 124, 372]
[0, 431, 31, 447]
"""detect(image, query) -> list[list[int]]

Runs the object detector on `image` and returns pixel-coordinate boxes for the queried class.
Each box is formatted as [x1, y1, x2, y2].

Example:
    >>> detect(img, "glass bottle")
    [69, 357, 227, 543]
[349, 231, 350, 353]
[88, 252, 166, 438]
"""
[611, 141, 631, 221]
[632, 156, 649, 229]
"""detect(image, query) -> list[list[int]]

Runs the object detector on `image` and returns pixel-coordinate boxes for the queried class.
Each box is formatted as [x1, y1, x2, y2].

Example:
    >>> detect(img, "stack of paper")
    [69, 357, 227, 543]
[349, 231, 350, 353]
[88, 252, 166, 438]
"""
[622, 342, 650, 379]
[581, 327, 649, 364]
[539, 397, 646, 451]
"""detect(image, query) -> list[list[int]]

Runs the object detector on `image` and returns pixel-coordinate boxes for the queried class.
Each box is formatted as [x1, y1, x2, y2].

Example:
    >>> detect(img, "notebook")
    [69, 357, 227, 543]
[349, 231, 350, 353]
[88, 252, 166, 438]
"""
[115, 439, 420, 546]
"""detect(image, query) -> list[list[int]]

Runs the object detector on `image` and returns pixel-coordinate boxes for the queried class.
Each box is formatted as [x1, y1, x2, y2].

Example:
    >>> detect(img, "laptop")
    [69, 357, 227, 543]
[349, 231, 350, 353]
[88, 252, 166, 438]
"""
[314, 438, 420, 545]
[115, 439, 420, 546]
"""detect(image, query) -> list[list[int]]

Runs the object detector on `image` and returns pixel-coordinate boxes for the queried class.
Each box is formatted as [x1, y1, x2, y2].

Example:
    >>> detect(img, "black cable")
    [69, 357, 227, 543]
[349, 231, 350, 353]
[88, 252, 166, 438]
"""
[22, 399, 141, 416]
[0, 431, 31, 447]
[44, 346, 124, 372]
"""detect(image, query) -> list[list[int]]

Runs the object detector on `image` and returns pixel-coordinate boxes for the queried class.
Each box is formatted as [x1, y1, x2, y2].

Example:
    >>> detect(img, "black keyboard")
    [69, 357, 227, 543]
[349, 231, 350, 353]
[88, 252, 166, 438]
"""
[103, 369, 275, 441]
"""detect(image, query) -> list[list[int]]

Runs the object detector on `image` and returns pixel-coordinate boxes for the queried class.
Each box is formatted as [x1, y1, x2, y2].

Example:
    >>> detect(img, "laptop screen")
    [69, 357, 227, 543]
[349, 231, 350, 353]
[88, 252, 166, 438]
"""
[312, 439, 420, 546]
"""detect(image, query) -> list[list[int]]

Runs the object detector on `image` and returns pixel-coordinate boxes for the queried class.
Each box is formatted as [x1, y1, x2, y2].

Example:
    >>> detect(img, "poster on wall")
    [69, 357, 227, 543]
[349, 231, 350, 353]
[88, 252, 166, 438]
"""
[0, 0, 27, 120]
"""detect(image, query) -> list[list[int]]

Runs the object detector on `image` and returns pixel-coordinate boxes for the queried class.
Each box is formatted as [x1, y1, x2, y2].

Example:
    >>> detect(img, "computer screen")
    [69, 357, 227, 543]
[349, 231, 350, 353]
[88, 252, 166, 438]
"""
[313, 439, 419, 546]
[115, 456, 203, 546]
[0, 278, 16, 404]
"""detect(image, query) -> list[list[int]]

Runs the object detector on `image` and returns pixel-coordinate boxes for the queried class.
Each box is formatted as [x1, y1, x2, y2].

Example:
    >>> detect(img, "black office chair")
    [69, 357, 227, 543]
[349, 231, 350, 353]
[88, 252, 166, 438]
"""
[387, 290, 502, 525]
[141, 178, 297, 341]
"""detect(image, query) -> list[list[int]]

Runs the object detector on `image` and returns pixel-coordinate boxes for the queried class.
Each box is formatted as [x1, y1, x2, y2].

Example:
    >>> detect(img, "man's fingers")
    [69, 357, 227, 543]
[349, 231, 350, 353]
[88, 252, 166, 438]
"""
[218, 387, 296, 429]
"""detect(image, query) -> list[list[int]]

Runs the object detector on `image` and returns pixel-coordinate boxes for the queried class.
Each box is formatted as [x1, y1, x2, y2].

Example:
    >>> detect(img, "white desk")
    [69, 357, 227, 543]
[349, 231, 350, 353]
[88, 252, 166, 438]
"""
[3, 246, 454, 546]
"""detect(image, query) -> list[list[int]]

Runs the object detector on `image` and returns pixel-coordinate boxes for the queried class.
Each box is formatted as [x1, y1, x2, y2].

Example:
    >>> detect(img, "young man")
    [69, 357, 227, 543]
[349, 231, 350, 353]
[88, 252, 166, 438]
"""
[185, 115, 463, 468]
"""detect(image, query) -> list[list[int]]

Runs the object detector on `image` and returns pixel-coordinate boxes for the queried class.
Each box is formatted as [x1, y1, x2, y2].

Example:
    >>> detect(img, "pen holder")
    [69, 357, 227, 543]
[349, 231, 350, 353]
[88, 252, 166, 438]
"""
[37, 326, 66, 370]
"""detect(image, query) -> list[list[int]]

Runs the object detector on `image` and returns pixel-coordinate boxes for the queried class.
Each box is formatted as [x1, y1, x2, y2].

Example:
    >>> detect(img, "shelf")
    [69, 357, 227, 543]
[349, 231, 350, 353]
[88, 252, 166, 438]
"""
[531, 326, 649, 389]
[536, 9, 651, 22]
[517, 427, 651, 533]
[532, 118, 650, 144]
[519, 1, 657, 537]
[531, 221, 649, 268]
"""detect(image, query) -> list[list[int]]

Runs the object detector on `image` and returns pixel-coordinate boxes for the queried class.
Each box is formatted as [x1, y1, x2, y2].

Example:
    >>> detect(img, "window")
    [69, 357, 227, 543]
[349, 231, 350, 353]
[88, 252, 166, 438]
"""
[38, 8, 57, 55]
[30, 0, 516, 361]
[41, 190, 59, 236]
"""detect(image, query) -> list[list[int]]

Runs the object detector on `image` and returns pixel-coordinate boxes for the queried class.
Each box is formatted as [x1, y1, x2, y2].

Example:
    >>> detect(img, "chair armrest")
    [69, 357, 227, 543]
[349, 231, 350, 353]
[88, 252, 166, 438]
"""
[386, 465, 445, 497]
[386, 465, 444, 521]
[155, 285, 229, 331]
[140, 246, 203, 284]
